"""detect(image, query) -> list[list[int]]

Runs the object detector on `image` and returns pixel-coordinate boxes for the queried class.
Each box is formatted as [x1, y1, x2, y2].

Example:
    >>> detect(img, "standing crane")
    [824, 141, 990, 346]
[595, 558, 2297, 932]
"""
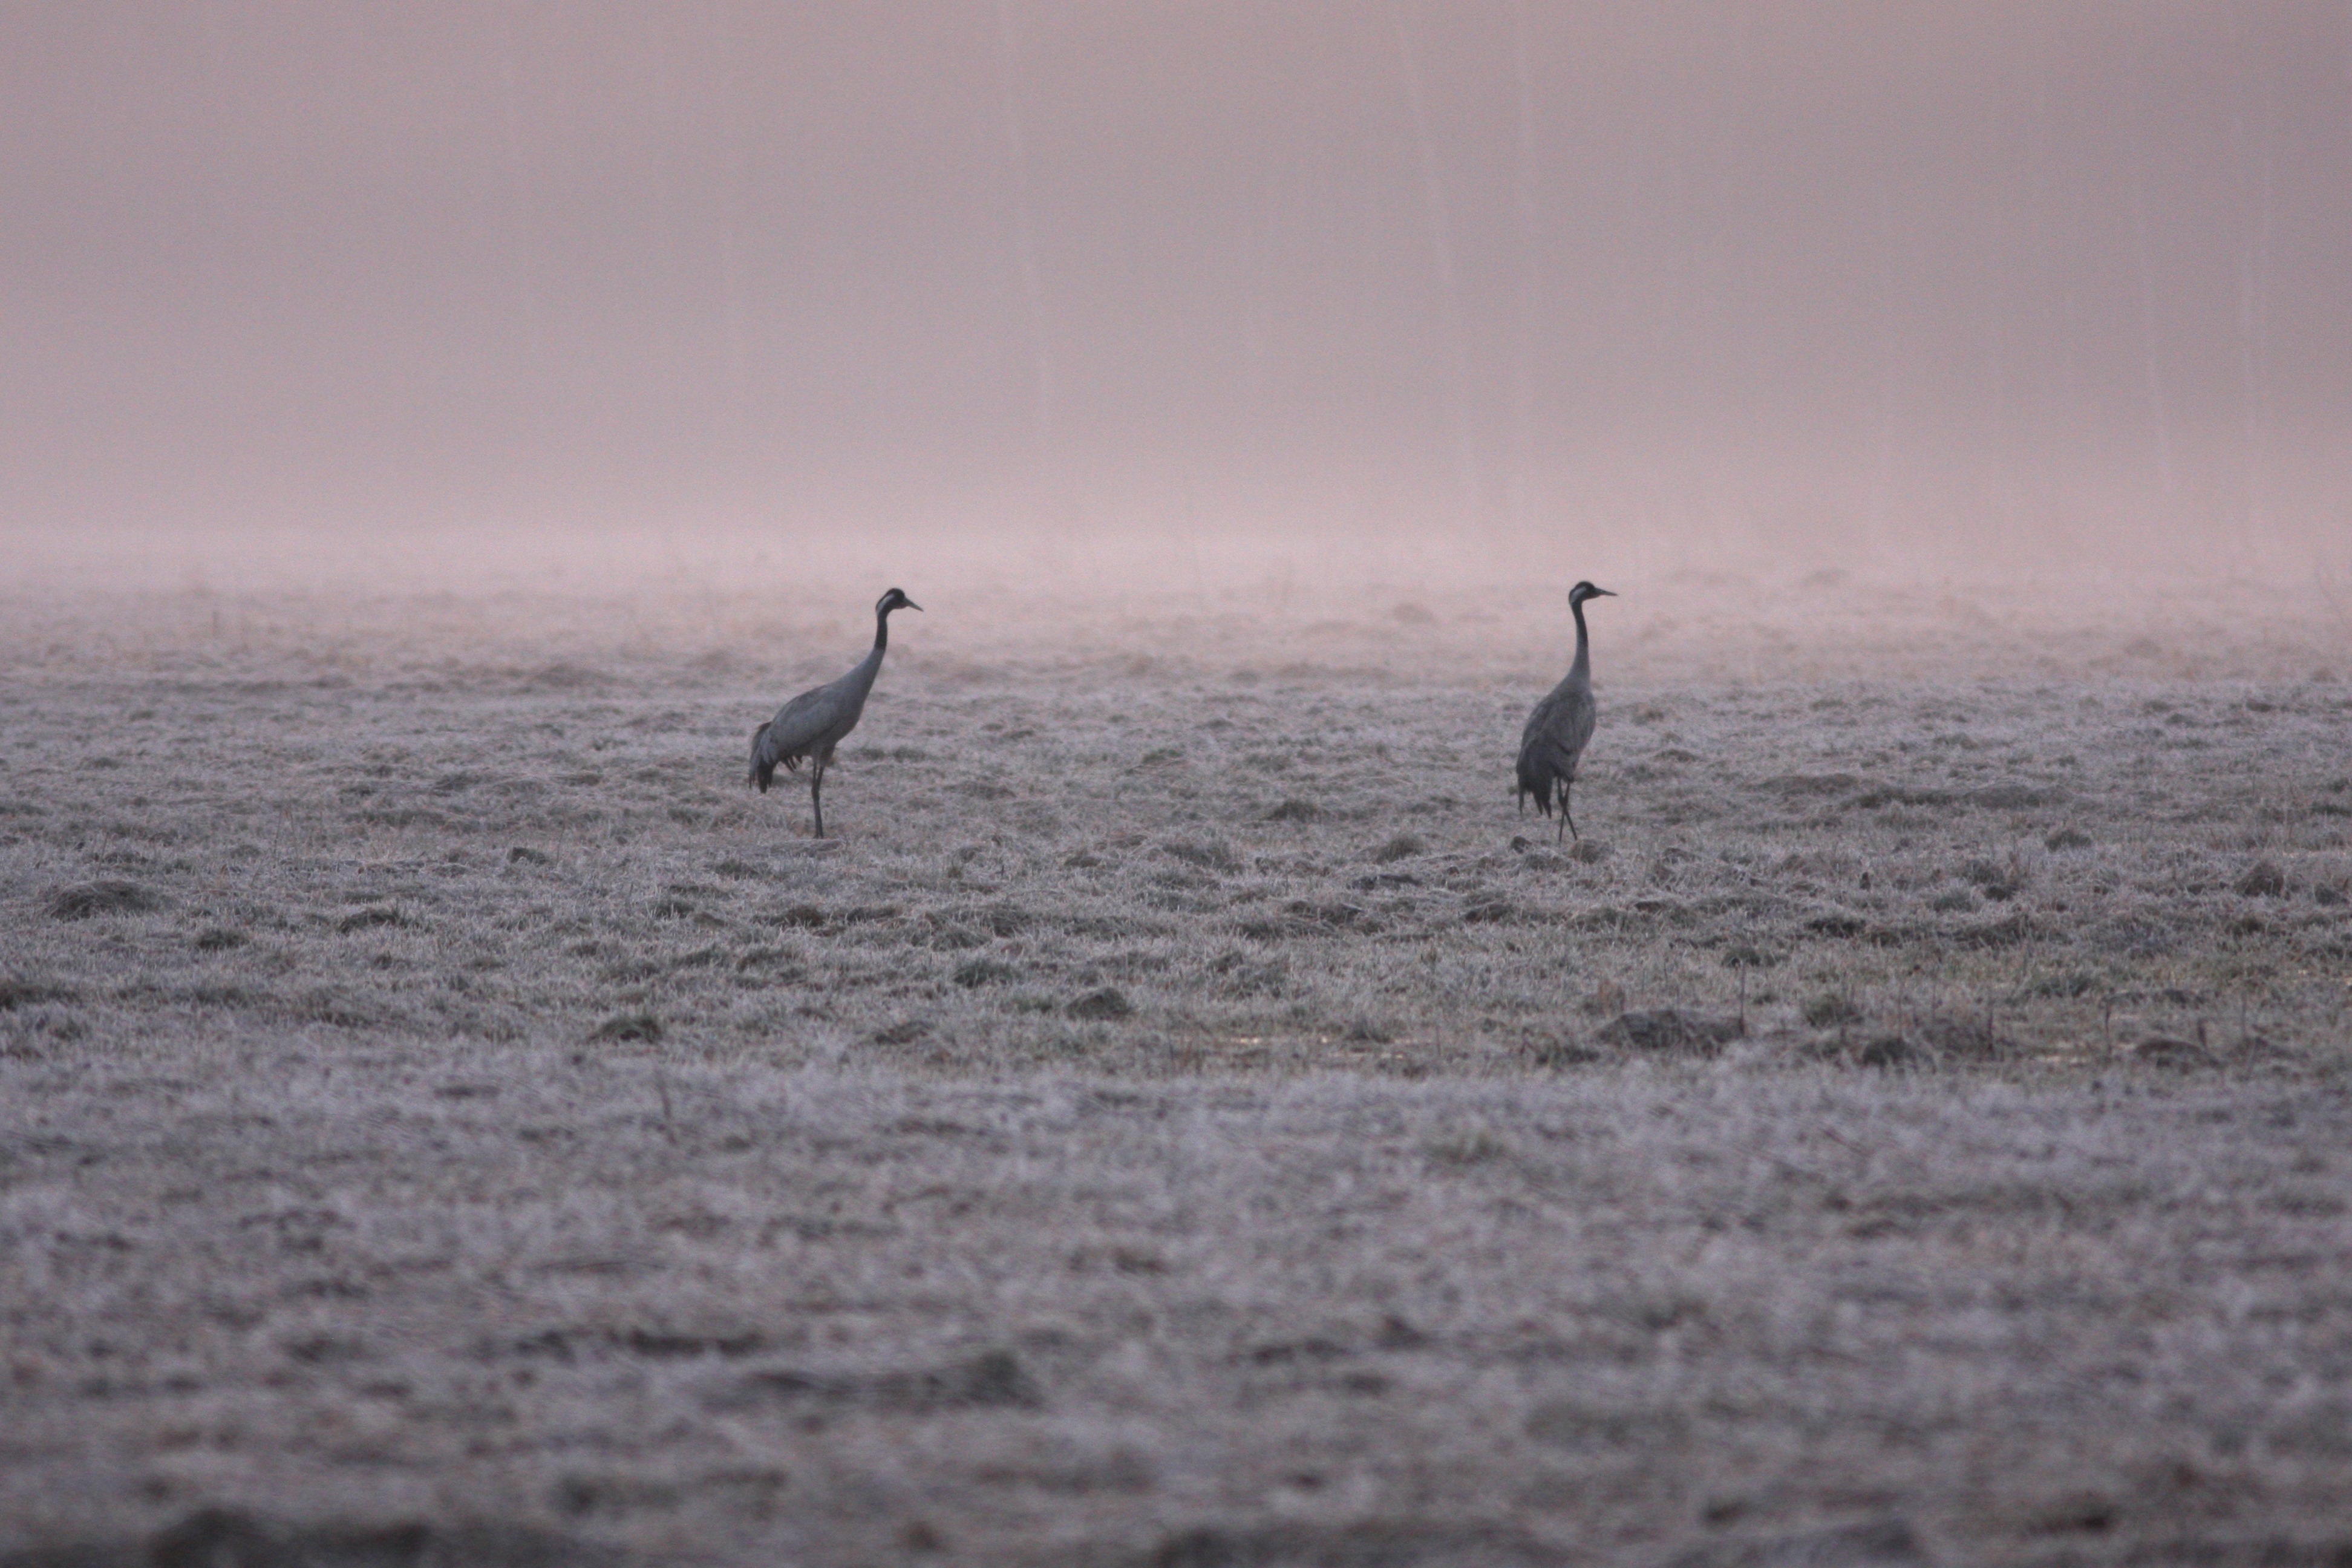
[1516, 580, 1615, 842]
[749, 588, 920, 838]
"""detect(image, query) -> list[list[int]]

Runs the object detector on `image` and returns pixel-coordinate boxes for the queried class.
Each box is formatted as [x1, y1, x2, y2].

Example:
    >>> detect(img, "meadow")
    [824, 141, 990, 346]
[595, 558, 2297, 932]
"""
[2, 572, 2348, 1564]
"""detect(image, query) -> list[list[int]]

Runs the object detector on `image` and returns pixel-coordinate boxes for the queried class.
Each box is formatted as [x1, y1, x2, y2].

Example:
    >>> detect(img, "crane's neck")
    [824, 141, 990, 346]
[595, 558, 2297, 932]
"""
[1567, 595, 1593, 684]
[835, 607, 891, 702]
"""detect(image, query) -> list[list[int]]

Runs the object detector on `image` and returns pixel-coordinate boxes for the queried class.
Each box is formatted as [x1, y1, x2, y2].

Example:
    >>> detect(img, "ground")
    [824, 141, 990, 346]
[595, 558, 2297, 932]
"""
[1, 573, 2348, 1564]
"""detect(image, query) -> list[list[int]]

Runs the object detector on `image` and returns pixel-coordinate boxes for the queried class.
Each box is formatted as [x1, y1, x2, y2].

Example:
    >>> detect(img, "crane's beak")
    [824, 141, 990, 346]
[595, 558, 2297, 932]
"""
[904, 599, 923, 612]
[1592, 587, 1617, 597]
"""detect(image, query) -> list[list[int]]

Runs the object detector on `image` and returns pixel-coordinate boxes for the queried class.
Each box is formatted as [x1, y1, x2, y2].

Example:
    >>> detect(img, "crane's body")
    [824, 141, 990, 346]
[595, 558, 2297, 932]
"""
[750, 589, 919, 837]
[1516, 581, 1615, 842]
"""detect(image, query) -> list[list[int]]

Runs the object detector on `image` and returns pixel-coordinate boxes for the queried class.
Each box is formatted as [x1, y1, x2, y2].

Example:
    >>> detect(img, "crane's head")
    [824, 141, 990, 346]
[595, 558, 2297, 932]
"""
[1568, 581, 1616, 606]
[877, 587, 922, 616]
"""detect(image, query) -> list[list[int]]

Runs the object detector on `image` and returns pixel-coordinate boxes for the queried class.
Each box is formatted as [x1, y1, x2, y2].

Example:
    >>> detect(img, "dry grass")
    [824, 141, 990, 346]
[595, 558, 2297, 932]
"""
[1, 580, 2346, 1077]
[4, 1065, 2351, 1564]
[1, 578, 2349, 1563]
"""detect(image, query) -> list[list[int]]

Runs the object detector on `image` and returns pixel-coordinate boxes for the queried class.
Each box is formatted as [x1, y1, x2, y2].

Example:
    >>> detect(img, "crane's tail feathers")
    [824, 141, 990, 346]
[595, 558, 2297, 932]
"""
[749, 724, 776, 793]
[1517, 768, 1546, 819]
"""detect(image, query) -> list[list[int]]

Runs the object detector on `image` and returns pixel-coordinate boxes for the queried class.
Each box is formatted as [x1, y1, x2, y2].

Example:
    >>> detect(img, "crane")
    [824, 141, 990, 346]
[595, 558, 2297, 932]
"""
[749, 588, 920, 838]
[1516, 580, 1615, 842]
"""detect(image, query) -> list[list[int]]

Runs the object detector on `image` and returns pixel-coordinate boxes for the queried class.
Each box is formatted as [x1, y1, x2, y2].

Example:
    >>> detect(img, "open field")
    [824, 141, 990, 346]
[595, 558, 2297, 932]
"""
[7, 1065, 2352, 1566]
[3, 577, 2350, 1563]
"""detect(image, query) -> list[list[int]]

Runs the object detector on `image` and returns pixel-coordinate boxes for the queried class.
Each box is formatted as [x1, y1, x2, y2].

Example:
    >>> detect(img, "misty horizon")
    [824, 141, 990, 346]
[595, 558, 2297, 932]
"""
[5, 2, 2350, 588]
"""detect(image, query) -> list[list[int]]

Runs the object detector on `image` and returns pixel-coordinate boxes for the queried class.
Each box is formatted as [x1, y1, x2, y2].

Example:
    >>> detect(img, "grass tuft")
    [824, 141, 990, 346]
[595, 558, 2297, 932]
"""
[1067, 987, 1134, 1021]
[47, 880, 164, 920]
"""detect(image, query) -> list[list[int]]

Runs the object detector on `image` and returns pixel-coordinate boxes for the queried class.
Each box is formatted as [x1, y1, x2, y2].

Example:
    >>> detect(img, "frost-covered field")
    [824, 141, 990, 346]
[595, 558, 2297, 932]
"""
[2, 578, 2350, 1564]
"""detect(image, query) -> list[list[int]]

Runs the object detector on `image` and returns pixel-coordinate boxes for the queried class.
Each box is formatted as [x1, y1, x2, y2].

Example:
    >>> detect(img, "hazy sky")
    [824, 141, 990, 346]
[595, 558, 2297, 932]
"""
[5, 2, 2348, 569]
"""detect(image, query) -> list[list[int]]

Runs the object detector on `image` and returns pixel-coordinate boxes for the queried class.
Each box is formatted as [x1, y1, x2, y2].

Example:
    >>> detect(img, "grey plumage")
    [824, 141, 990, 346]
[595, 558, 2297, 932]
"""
[1516, 580, 1615, 842]
[750, 587, 920, 838]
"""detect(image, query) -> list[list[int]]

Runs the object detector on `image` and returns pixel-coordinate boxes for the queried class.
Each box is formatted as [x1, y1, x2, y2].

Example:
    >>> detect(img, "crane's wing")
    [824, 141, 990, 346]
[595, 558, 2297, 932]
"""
[766, 682, 848, 754]
[1518, 684, 1597, 785]
[748, 681, 845, 790]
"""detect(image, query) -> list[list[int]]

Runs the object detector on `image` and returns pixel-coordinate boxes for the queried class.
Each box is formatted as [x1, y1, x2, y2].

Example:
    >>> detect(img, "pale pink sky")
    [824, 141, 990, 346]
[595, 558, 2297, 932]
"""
[4, 2, 2347, 566]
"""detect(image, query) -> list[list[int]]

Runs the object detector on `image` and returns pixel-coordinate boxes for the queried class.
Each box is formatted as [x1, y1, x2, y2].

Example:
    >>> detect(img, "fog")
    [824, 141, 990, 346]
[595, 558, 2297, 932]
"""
[5, 2, 2350, 594]
[10, 18, 2352, 1556]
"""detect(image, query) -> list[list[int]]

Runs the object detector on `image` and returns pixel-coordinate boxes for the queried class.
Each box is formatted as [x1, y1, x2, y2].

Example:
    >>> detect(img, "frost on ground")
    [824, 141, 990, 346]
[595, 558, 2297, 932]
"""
[3, 579, 2346, 1073]
[1, 578, 2350, 1563]
[6, 1067, 2352, 1566]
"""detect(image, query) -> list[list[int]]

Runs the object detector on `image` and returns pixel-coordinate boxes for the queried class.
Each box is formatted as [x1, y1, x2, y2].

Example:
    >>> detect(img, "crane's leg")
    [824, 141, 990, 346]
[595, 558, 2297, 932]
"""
[809, 759, 827, 839]
[1560, 780, 1576, 844]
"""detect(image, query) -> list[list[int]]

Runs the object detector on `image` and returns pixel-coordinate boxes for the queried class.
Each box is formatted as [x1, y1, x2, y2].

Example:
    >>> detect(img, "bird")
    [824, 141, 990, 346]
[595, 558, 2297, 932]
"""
[1516, 580, 1616, 843]
[749, 587, 920, 838]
